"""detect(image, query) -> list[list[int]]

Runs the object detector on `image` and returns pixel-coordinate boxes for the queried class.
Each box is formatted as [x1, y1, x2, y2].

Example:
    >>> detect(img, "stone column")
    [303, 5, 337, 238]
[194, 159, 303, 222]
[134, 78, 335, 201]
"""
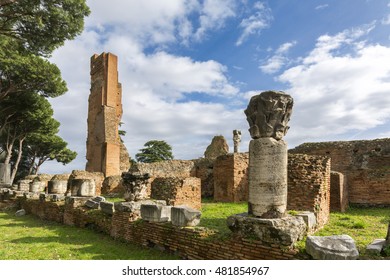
[233, 130, 241, 153]
[0, 163, 11, 186]
[245, 90, 293, 218]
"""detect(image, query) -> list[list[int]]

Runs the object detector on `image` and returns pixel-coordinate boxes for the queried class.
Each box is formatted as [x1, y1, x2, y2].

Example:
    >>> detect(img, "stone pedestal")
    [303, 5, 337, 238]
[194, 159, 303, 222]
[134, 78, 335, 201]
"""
[48, 180, 68, 194]
[248, 138, 287, 218]
[0, 163, 11, 186]
[30, 181, 45, 193]
[227, 213, 306, 246]
[70, 179, 96, 197]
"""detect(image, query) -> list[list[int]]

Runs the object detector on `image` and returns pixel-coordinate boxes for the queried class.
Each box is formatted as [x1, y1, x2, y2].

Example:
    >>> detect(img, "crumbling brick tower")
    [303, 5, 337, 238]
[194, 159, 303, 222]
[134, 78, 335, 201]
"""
[86, 53, 122, 177]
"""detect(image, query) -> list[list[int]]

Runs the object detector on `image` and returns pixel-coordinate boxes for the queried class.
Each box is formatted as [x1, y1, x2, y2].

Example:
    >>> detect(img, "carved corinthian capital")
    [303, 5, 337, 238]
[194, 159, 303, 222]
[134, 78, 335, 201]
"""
[244, 91, 293, 140]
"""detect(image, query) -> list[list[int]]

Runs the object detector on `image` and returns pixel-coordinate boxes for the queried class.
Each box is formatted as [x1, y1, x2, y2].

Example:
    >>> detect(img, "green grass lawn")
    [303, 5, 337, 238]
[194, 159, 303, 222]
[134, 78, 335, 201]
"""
[200, 200, 390, 258]
[0, 211, 178, 260]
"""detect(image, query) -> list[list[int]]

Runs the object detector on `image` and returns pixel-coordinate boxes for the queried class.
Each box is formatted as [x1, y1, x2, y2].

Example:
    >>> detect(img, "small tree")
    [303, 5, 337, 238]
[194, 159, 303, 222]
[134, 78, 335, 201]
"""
[135, 140, 174, 163]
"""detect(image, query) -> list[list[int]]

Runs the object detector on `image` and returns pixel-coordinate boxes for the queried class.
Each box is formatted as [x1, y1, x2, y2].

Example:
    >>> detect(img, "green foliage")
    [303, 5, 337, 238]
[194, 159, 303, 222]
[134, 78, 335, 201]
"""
[135, 140, 174, 163]
[0, 211, 177, 260]
[0, 0, 90, 56]
[0, 39, 67, 101]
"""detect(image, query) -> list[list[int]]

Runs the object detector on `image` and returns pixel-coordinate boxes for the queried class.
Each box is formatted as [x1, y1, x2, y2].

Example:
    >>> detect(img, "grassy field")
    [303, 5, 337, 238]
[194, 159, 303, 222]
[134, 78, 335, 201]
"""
[200, 200, 390, 258]
[1, 199, 388, 259]
[0, 211, 178, 260]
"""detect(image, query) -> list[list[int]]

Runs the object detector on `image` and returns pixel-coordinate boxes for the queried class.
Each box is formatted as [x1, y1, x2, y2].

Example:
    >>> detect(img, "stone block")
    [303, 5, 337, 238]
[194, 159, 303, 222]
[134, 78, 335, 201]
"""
[15, 209, 26, 216]
[84, 196, 106, 209]
[48, 180, 68, 194]
[0, 163, 11, 186]
[227, 213, 306, 246]
[24, 192, 39, 200]
[70, 179, 96, 197]
[114, 200, 166, 213]
[366, 239, 386, 255]
[65, 196, 90, 208]
[171, 205, 201, 227]
[18, 180, 31, 192]
[306, 235, 359, 260]
[30, 181, 45, 193]
[100, 201, 115, 215]
[49, 194, 65, 202]
[296, 211, 316, 232]
[141, 204, 172, 222]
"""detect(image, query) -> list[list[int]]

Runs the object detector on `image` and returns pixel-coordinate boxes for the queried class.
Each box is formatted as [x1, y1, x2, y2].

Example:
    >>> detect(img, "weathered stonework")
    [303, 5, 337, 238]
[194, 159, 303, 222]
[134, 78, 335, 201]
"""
[204, 135, 229, 160]
[86, 52, 128, 177]
[151, 177, 201, 210]
[290, 138, 390, 206]
[245, 91, 293, 219]
[233, 130, 242, 153]
[101, 175, 123, 195]
[213, 153, 248, 202]
[245, 90, 293, 140]
[68, 170, 104, 197]
[121, 172, 150, 201]
[0, 163, 11, 186]
[212, 153, 331, 229]
[248, 138, 288, 218]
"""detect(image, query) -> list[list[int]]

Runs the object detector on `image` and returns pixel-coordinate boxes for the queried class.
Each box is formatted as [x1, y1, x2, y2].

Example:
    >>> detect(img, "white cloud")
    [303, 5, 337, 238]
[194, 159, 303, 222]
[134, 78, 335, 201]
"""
[194, 0, 236, 41]
[260, 41, 297, 74]
[315, 4, 329, 10]
[382, 14, 390, 25]
[278, 25, 390, 145]
[236, 1, 273, 46]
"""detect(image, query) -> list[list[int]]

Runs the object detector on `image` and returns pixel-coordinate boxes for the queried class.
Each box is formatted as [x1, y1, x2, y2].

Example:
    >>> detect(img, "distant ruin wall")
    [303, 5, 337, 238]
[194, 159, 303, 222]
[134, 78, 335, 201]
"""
[290, 138, 390, 206]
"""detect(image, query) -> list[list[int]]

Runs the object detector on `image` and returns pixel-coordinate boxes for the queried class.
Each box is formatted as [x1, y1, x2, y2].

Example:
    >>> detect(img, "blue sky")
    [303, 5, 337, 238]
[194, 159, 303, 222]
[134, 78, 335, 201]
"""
[43, 0, 390, 174]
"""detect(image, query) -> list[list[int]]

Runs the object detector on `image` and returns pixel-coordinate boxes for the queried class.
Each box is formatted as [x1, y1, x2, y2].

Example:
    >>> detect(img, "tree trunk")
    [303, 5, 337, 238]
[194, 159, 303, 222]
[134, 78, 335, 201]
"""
[28, 154, 37, 175]
[35, 157, 48, 175]
[10, 137, 25, 184]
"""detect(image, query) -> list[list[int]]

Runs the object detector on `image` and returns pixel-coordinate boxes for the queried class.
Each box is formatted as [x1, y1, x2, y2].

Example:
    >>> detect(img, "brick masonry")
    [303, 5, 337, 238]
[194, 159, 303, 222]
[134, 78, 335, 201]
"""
[290, 138, 390, 206]
[151, 177, 201, 210]
[213, 153, 248, 202]
[20, 199, 298, 260]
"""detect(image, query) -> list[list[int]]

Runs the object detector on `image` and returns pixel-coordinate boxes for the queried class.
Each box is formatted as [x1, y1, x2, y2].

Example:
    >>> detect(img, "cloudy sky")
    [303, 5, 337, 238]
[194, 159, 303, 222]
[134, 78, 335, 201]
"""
[43, 0, 390, 174]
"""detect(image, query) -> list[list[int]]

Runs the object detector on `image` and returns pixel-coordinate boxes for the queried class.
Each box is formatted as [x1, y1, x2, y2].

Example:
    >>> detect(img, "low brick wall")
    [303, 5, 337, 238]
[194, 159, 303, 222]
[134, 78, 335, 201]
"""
[20, 199, 298, 260]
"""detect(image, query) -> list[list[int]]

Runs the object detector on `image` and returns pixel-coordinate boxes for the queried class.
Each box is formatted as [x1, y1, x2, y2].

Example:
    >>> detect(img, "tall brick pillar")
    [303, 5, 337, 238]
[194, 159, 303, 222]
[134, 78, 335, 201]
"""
[86, 53, 122, 177]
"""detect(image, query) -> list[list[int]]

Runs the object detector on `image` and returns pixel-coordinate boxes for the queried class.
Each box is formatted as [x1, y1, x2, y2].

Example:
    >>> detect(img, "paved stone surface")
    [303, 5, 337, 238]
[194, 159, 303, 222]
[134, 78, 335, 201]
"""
[306, 235, 359, 260]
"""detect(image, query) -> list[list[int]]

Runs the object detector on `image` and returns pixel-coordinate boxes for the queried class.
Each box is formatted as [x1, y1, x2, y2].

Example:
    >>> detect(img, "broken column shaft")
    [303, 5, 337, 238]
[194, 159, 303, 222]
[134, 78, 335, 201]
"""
[245, 90, 293, 218]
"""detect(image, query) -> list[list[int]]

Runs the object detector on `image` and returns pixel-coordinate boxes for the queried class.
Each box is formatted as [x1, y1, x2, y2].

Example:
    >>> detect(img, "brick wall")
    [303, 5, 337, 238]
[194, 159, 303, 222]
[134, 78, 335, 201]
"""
[290, 138, 390, 206]
[287, 154, 331, 228]
[213, 153, 248, 202]
[151, 177, 201, 210]
[20, 199, 298, 260]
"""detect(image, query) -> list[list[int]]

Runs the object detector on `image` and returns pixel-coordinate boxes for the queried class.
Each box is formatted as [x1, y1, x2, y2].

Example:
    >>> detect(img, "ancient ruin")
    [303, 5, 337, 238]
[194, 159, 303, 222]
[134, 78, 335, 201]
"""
[245, 90, 293, 218]
[233, 130, 241, 153]
[86, 52, 129, 177]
